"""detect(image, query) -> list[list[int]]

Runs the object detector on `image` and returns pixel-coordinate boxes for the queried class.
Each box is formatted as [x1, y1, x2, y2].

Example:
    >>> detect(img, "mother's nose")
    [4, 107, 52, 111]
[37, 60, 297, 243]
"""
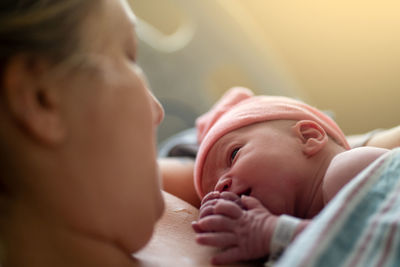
[214, 177, 232, 192]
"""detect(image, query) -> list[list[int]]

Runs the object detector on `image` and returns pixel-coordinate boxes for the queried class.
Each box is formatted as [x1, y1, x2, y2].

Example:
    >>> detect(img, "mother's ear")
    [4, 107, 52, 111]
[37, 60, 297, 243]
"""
[292, 120, 328, 157]
[2, 55, 65, 145]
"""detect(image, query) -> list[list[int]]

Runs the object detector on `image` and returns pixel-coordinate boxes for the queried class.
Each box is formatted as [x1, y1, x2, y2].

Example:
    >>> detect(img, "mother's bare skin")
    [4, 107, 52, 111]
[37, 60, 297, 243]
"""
[134, 191, 263, 266]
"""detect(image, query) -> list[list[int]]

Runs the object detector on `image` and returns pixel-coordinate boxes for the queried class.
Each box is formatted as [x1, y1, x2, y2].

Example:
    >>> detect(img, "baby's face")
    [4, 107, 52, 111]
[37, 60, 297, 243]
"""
[201, 120, 307, 215]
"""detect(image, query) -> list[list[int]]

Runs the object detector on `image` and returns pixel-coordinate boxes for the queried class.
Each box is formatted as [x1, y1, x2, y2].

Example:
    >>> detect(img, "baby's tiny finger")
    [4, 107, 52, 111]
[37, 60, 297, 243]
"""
[191, 221, 202, 233]
[196, 232, 237, 248]
[199, 205, 214, 219]
[219, 191, 244, 208]
[220, 191, 240, 201]
[197, 214, 235, 232]
[214, 199, 243, 219]
[241, 195, 265, 210]
[201, 191, 220, 206]
[200, 198, 219, 211]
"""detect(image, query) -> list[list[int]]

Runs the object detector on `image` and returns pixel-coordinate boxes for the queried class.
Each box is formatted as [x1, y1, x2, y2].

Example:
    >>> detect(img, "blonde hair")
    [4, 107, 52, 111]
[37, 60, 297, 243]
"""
[0, 0, 96, 78]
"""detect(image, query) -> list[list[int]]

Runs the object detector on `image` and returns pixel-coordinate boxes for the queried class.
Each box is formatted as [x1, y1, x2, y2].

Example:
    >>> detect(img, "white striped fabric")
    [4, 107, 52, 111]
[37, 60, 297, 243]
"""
[275, 148, 400, 267]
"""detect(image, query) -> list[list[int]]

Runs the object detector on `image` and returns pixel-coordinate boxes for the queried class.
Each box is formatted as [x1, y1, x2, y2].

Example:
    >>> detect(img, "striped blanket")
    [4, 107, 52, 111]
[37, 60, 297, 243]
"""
[276, 147, 400, 267]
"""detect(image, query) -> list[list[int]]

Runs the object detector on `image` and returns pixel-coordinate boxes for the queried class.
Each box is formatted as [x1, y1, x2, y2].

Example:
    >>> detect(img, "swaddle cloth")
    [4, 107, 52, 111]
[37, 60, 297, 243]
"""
[276, 148, 400, 267]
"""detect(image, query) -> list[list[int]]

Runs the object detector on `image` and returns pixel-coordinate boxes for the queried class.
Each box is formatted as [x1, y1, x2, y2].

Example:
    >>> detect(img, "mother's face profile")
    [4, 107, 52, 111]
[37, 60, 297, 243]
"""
[0, 0, 165, 261]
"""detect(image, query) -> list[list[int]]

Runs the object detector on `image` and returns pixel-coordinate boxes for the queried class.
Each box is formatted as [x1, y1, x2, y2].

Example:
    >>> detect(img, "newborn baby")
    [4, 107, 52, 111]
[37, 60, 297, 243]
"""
[192, 87, 388, 265]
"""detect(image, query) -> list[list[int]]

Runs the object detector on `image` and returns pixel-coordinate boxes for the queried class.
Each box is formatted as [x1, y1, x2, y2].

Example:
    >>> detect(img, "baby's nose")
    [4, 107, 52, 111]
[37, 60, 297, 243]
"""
[214, 177, 232, 192]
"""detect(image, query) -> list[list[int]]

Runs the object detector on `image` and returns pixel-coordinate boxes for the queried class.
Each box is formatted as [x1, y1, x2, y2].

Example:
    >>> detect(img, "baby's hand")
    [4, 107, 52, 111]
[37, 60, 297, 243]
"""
[196, 191, 244, 220]
[192, 194, 277, 265]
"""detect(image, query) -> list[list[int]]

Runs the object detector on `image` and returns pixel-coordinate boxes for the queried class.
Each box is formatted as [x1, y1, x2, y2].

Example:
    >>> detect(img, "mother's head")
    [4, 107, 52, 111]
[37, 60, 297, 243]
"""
[0, 0, 164, 259]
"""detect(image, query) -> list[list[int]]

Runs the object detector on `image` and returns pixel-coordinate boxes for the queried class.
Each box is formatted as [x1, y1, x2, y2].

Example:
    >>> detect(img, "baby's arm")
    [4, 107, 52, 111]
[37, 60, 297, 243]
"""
[322, 146, 389, 203]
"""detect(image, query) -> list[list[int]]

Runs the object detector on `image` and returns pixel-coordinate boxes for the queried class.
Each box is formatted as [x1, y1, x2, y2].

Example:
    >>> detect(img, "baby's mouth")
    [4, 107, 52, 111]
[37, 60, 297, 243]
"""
[238, 188, 252, 197]
[234, 188, 252, 209]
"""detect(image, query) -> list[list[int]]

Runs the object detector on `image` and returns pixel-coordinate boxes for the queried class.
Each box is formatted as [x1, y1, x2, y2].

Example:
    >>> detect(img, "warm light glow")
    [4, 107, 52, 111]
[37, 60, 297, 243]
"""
[132, 0, 400, 136]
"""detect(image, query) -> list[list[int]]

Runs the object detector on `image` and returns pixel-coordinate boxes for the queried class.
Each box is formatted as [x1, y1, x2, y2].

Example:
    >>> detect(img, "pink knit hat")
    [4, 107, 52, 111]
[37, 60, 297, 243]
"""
[194, 87, 350, 198]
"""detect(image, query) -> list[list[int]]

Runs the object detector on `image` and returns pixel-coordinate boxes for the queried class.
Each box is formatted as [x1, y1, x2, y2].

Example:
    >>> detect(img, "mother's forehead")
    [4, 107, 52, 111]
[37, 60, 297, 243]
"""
[79, 0, 137, 51]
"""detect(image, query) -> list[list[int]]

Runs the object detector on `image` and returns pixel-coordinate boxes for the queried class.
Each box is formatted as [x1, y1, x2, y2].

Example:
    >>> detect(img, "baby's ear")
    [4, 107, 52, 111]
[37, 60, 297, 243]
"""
[292, 120, 328, 156]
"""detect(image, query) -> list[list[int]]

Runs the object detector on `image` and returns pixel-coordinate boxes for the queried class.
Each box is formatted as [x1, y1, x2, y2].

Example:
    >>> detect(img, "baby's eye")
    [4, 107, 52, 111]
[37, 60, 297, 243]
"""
[230, 147, 240, 163]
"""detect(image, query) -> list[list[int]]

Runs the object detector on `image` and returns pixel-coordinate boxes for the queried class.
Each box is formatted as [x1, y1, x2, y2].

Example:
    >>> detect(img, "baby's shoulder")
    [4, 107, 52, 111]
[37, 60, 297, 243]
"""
[332, 147, 389, 168]
[322, 147, 389, 203]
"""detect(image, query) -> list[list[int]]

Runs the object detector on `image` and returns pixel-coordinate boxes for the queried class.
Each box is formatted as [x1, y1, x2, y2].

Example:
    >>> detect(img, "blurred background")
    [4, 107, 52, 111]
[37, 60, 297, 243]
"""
[129, 0, 400, 144]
